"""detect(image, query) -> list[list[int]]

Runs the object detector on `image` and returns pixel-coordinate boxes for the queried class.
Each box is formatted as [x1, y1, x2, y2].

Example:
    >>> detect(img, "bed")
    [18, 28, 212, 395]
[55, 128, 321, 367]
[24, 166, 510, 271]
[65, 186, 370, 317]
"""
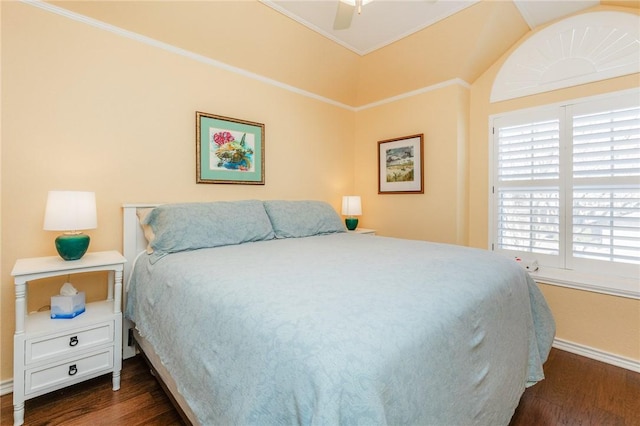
[122, 200, 555, 425]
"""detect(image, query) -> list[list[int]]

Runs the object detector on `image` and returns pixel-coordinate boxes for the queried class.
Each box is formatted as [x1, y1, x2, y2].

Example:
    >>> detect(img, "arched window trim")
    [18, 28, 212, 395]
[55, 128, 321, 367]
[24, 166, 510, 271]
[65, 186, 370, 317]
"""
[491, 11, 640, 103]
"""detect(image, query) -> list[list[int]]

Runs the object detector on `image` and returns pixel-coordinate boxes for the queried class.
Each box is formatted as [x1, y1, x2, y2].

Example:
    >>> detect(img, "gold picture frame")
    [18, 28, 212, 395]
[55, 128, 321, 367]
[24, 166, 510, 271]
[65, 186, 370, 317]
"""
[196, 111, 265, 184]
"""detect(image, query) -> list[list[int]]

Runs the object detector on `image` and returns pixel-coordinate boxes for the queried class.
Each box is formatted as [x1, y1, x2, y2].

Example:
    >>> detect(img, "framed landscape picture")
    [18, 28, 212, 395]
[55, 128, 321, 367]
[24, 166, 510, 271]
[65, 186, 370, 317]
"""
[378, 134, 424, 194]
[196, 112, 265, 184]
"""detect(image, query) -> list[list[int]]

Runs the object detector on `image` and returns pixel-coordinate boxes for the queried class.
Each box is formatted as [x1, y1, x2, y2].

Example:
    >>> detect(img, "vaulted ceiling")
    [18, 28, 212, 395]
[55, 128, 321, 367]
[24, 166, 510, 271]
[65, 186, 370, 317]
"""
[263, 0, 601, 55]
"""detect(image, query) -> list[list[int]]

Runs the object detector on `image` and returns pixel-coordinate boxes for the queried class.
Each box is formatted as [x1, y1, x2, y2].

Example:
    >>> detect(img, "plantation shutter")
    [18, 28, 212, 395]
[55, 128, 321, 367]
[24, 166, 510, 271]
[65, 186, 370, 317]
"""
[570, 103, 640, 267]
[494, 114, 561, 263]
[491, 91, 640, 280]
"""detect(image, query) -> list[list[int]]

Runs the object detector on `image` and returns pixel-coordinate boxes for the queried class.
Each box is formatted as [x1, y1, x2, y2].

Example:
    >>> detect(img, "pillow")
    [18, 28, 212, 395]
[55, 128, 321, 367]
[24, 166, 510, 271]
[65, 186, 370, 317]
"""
[263, 200, 346, 238]
[136, 208, 156, 254]
[141, 200, 275, 263]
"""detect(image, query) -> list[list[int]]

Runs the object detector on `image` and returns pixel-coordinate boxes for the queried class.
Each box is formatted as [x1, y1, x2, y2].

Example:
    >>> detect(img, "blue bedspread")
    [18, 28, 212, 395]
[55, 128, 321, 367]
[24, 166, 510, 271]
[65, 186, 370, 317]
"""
[126, 234, 555, 425]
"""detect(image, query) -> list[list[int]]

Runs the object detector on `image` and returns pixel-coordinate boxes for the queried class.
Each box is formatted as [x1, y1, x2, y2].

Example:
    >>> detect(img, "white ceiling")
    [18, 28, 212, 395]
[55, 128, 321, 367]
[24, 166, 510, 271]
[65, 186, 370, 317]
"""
[262, 0, 599, 55]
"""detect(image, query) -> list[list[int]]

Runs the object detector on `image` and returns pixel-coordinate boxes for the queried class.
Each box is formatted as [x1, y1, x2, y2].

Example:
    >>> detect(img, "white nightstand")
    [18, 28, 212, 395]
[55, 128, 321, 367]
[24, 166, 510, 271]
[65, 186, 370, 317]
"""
[347, 228, 376, 235]
[11, 250, 126, 426]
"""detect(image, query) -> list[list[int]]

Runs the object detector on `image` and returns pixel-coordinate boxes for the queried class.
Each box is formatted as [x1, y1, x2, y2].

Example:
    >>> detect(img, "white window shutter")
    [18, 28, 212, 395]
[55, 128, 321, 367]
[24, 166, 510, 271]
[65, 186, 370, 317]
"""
[491, 90, 640, 280]
[570, 103, 640, 268]
[494, 117, 561, 260]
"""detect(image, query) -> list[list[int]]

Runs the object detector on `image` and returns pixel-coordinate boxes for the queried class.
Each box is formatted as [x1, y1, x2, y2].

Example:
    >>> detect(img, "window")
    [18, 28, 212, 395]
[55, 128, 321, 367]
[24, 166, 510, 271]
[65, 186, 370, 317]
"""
[490, 90, 640, 293]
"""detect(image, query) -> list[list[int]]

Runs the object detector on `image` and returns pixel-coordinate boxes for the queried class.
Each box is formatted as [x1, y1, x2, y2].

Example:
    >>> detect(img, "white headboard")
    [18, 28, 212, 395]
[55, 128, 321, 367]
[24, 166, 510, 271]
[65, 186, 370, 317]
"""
[122, 204, 158, 276]
[122, 203, 159, 358]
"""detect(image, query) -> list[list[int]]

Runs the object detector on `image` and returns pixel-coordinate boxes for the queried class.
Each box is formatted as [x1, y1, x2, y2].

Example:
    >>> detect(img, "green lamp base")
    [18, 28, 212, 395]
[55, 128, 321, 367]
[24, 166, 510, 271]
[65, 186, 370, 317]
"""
[345, 217, 359, 231]
[55, 233, 90, 261]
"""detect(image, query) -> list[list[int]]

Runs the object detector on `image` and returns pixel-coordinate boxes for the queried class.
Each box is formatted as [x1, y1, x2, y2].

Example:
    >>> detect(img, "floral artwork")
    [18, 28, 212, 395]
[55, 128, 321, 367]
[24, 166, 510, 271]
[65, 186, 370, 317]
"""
[210, 129, 255, 172]
[196, 112, 265, 184]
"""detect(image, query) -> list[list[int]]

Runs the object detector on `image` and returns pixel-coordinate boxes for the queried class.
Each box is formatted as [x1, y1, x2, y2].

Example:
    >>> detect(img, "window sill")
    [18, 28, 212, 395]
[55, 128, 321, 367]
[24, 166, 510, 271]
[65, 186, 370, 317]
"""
[529, 267, 639, 300]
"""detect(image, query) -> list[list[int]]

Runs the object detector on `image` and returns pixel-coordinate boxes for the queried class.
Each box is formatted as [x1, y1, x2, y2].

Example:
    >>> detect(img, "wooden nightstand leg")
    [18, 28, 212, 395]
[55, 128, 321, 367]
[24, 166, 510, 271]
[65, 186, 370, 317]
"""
[13, 402, 24, 426]
[112, 370, 121, 391]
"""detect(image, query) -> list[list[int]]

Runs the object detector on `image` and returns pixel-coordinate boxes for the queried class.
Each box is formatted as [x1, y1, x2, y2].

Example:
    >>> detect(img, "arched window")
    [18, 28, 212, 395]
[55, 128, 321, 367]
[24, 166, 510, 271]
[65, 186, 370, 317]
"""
[491, 11, 639, 103]
[489, 11, 640, 298]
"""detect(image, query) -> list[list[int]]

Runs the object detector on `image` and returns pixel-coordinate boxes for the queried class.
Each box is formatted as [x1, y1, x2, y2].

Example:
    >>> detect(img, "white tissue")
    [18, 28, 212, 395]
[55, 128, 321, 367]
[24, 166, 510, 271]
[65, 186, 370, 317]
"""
[60, 282, 79, 296]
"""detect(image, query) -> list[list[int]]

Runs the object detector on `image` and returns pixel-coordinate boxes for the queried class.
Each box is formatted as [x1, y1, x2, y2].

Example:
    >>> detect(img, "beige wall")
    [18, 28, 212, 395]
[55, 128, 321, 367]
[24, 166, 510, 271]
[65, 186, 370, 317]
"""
[467, 6, 640, 361]
[0, 0, 3, 385]
[539, 284, 640, 359]
[357, 1, 529, 106]
[353, 83, 470, 245]
[0, 2, 355, 381]
[49, 0, 361, 107]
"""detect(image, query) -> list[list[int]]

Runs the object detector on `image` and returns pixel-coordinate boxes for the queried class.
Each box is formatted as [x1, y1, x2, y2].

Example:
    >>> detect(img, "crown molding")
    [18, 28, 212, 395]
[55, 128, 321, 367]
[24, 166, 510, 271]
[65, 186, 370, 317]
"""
[22, 0, 470, 112]
[355, 79, 471, 112]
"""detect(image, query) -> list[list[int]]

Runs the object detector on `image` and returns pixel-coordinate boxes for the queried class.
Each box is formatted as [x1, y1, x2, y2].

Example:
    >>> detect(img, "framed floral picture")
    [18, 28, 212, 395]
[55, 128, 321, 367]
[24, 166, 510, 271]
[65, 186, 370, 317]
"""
[196, 112, 265, 184]
[378, 134, 424, 194]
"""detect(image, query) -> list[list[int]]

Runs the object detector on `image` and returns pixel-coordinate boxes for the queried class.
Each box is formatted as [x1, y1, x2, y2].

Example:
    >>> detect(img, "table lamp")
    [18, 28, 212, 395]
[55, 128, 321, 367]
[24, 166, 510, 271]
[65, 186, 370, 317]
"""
[43, 191, 97, 260]
[341, 195, 362, 231]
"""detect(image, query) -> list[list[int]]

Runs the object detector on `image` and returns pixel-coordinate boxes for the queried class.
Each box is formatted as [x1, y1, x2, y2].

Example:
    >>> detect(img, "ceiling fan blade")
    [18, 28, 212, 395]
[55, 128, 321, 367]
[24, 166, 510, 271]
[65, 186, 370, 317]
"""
[333, 1, 354, 30]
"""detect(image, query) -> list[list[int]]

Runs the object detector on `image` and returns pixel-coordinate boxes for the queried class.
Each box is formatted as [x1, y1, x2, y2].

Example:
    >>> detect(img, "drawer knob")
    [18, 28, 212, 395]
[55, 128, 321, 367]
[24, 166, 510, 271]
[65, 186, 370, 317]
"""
[68, 364, 77, 376]
[69, 336, 78, 347]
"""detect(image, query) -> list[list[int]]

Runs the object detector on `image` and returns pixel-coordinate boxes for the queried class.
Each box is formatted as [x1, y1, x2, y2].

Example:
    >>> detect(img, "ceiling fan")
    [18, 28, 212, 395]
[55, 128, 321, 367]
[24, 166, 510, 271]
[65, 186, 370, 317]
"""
[333, 0, 436, 30]
[333, 0, 372, 30]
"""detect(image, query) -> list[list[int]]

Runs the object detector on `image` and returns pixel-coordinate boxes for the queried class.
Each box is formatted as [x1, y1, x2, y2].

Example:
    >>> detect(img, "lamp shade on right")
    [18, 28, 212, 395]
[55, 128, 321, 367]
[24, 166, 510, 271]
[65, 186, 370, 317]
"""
[341, 196, 362, 231]
[341, 196, 362, 216]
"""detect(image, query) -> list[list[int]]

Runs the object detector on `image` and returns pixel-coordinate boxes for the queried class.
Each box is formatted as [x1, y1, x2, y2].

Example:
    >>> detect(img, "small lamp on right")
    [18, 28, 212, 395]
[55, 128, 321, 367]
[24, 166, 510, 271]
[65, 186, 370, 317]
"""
[341, 195, 362, 231]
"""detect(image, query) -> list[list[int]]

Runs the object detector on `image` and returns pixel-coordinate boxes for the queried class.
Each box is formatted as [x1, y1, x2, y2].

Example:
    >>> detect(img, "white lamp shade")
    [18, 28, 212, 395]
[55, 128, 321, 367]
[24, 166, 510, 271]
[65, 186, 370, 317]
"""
[341, 196, 362, 216]
[44, 191, 97, 231]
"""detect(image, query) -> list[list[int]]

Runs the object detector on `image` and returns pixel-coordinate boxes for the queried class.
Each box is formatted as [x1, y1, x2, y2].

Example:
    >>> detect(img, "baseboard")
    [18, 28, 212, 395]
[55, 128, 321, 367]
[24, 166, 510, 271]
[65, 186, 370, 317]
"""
[1, 379, 13, 396]
[553, 338, 640, 373]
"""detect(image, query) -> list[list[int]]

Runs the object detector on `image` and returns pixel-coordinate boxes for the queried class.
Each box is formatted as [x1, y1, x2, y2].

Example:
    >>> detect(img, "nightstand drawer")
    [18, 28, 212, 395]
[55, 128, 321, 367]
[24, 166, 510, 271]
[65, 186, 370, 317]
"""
[25, 348, 114, 396]
[26, 321, 114, 364]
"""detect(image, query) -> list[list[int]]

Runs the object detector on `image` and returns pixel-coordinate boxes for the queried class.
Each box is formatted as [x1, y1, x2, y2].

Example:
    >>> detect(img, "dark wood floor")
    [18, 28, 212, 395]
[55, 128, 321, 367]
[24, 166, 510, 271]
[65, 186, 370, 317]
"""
[509, 349, 640, 426]
[2, 348, 639, 425]
[1, 357, 184, 426]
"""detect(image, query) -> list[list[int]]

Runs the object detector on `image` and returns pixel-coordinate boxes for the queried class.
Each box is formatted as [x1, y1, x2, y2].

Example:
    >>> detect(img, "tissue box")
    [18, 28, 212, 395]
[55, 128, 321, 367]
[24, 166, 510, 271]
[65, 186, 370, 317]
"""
[51, 292, 86, 319]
